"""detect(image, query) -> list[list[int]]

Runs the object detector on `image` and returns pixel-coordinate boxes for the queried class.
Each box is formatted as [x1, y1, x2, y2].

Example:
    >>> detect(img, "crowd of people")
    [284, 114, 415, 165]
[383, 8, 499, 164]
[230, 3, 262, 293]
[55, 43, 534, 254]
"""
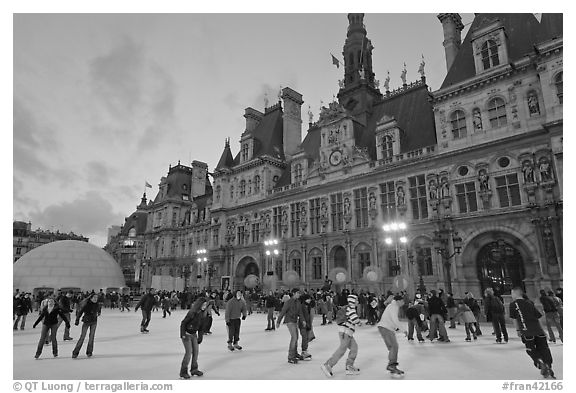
[13, 283, 563, 379]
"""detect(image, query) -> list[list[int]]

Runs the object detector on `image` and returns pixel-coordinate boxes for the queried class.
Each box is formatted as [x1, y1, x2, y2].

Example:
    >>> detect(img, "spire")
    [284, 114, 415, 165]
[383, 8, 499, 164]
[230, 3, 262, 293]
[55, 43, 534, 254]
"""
[138, 192, 148, 209]
[216, 138, 234, 170]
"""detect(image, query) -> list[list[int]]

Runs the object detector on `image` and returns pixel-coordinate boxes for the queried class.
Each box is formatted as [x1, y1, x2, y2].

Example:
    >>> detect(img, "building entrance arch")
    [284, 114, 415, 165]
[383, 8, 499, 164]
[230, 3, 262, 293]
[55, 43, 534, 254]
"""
[476, 240, 525, 295]
[332, 246, 348, 270]
[234, 256, 259, 289]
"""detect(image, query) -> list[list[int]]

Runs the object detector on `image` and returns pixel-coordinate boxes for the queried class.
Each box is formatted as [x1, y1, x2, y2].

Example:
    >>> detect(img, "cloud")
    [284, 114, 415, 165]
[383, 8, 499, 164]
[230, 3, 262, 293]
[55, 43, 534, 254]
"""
[88, 37, 178, 151]
[13, 98, 59, 180]
[85, 161, 111, 186]
[28, 191, 126, 243]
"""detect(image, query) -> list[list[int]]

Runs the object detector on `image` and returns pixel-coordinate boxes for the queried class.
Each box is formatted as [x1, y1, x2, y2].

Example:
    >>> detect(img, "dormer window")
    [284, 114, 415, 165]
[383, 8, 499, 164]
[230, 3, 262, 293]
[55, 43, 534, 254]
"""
[294, 163, 303, 183]
[450, 110, 467, 139]
[241, 143, 249, 161]
[488, 97, 507, 128]
[555, 72, 563, 104]
[381, 135, 393, 159]
[481, 40, 499, 70]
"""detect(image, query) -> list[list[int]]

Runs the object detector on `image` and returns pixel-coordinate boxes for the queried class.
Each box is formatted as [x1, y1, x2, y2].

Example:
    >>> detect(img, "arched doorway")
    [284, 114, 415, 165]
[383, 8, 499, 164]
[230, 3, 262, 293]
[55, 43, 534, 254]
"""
[333, 246, 347, 269]
[477, 240, 525, 295]
[244, 261, 259, 277]
[234, 256, 260, 289]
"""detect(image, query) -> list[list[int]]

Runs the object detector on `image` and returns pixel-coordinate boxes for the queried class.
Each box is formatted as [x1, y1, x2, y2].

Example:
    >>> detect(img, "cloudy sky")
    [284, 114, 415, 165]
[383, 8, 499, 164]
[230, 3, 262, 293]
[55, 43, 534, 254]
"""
[13, 10, 481, 247]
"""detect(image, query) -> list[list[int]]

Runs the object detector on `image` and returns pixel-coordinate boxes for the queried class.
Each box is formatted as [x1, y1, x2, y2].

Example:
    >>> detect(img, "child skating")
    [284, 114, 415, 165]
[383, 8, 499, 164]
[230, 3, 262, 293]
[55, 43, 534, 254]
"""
[377, 294, 407, 377]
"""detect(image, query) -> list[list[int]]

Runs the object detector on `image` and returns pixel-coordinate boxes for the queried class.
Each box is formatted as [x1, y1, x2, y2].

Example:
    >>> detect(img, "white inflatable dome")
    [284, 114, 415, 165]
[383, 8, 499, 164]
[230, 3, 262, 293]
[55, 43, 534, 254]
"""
[13, 240, 126, 293]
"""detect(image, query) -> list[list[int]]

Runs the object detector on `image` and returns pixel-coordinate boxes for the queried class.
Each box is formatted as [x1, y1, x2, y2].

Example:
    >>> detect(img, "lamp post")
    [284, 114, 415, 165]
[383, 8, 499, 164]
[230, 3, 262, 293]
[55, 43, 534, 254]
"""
[196, 249, 208, 290]
[383, 221, 408, 276]
[433, 221, 463, 294]
[409, 248, 427, 295]
[264, 239, 280, 290]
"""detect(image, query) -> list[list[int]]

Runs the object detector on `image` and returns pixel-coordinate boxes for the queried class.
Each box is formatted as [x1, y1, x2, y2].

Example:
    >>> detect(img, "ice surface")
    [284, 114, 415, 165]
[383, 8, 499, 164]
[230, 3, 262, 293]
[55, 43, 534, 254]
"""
[13, 308, 563, 380]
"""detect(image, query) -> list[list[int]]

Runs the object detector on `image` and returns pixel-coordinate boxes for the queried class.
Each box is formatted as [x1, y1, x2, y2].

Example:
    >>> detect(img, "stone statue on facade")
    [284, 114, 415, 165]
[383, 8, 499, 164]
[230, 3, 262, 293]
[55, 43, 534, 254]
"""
[396, 186, 406, 206]
[473, 108, 483, 131]
[528, 92, 540, 116]
[538, 158, 553, 182]
[522, 160, 535, 183]
[384, 71, 390, 91]
[418, 54, 425, 78]
[400, 63, 407, 85]
[478, 169, 490, 192]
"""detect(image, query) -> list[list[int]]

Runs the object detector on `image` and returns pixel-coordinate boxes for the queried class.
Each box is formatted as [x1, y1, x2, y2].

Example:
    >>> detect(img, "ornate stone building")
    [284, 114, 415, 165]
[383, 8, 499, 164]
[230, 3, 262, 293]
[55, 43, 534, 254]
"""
[116, 13, 562, 299]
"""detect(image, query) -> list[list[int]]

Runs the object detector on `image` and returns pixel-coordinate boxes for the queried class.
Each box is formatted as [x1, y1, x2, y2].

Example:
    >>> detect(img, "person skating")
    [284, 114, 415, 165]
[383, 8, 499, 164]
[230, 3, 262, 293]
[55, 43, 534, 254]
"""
[539, 290, 563, 343]
[406, 300, 425, 342]
[202, 292, 220, 335]
[276, 288, 306, 363]
[446, 292, 458, 329]
[484, 288, 508, 343]
[135, 289, 156, 333]
[454, 301, 477, 341]
[509, 287, 555, 379]
[14, 293, 33, 330]
[265, 291, 277, 331]
[33, 297, 70, 359]
[427, 290, 450, 342]
[179, 297, 208, 379]
[464, 292, 483, 336]
[162, 295, 172, 318]
[321, 294, 361, 377]
[56, 291, 74, 341]
[72, 293, 100, 358]
[225, 290, 247, 351]
[378, 294, 407, 376]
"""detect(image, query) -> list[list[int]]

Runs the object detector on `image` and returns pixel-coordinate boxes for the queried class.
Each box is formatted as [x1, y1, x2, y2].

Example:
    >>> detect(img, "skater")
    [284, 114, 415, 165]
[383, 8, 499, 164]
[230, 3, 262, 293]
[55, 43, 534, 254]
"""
[120, 293, 131, 312]
[162, 295, 172, 318]
[454, 301, 477, 341]
[72, 293, 100, 358]
[179, 297, 208, 379]
[265, 291, 277, 331]
[484, 288, 508, 343]
[14, 293, 32, 330]
[32, 297, 70, 359]
[509, 287, 555, 379]
[406, 300, 425, 342]
[427, 290, 450, 342]
[539, 290, 563, 343]
[277, 288, 307, 363]
[56, 291, 74, 341]
[202, 292, 220, 335]
[464, 292, 483, 335]
[225, 290, 247, 351]
[320, 294, 361, 377]
[378, 295, 407, 376]
[135, 289, 156, 333]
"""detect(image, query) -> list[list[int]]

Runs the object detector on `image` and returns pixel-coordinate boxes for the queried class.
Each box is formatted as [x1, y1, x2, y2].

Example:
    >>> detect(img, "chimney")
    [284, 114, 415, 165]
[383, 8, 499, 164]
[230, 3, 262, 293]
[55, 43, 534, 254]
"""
[437, 13, 464, 72]
[244, 107, 263, 134]
[281, 87, 304, 159]
[191, 160, 208, 197]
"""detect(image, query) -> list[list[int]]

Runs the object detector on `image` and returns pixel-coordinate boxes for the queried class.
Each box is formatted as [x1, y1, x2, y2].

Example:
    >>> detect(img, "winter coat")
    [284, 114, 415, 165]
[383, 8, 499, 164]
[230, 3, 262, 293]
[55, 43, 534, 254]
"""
[455, 303, 477, 323]
[180, 309, 207, 337]
[427, 296, 447, 316]
[277, 297, 305, 324]
[135, 293, 156, 312]
[540, 295, 557, 313]
[484, 295, 505, 319]
[76, 300, 100, 324]
[34, 305, 70, 328]
[340, 295, 361, 335]
[378, 300, 403, 331]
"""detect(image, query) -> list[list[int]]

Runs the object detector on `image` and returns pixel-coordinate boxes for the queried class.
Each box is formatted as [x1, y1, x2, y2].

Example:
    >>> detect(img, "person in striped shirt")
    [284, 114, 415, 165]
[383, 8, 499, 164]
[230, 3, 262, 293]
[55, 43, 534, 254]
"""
[321, 294, 361, 377]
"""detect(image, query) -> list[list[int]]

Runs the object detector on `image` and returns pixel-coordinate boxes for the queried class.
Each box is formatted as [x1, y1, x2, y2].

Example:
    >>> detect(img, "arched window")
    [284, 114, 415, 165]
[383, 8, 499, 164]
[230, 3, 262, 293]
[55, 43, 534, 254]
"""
[294, 163, 303, 183]
[128, 228, 137, 238]
[450, 110, 467, 139]
[254, 175, 261, 194]
[481, 40, 500, 70]
[239, 180, 246, 197]
[555, 72, 563, 104]
[381, 135, 393, 159]
[230, 185, 234, 200]
[215, 185, 221, 202]
[477, 240, 525, 295]
[488, 97, 507, 128]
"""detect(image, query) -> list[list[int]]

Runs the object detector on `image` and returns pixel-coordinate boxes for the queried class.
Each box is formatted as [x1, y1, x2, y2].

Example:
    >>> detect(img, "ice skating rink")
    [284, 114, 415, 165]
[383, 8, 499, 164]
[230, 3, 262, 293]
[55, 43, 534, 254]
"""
[13, 308, 563, 380]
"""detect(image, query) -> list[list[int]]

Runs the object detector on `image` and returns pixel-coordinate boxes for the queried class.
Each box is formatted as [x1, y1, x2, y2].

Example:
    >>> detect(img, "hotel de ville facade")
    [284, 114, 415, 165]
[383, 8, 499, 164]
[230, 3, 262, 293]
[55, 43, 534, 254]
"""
[107, 13, 563, 300]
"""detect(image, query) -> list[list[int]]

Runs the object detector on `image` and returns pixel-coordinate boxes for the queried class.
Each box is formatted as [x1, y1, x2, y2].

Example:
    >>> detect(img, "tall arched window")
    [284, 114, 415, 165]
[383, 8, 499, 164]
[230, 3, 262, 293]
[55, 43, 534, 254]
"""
[128, 228, 137, 237]
[215, 185, 221, 202]
[481, 40, 500, 70]
[254, 175, 261, 194]
[450, 110, 467, 139]
[239, 180, 246, 197]
[230, 185, 234, 200]
[555, 72, 563, 104]
[382, 135, 393, 159]
[488, 97, 507, 128]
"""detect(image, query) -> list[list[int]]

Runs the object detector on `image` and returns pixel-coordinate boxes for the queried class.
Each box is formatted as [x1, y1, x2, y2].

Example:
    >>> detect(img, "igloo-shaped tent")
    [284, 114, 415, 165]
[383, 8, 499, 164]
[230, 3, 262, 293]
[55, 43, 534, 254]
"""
[13, 240, 126, 293]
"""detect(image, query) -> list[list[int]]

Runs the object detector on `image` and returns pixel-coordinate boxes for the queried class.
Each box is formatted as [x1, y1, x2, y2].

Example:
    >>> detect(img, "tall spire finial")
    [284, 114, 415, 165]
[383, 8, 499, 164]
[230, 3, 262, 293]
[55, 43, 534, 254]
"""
[384, 71, 390, 92]
[308, 105, 313, 124]
[264, 92, 269, 108]
[418, 54, 426, 79]
[400, 63, 407, 85]
[278, 86, 283, 102]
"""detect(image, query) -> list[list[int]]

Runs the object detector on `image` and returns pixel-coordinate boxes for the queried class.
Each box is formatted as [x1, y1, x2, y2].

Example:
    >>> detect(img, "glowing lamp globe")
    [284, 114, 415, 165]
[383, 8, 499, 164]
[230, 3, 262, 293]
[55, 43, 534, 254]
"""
[243, 274, 259, 289]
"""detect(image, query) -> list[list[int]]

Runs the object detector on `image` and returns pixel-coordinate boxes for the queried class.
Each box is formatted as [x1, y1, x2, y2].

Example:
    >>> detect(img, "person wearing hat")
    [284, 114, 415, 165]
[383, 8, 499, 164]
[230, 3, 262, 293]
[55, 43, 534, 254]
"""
[377, 294, 407, 375]
[427, 290, 450, 342]
[321, 294, 361, 377]
[277, 288, 306, 363]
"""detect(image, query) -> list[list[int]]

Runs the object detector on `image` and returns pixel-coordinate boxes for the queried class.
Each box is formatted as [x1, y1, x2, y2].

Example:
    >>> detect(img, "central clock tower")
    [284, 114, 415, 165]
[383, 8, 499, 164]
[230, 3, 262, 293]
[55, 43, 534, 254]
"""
[317, 101, 356, 171]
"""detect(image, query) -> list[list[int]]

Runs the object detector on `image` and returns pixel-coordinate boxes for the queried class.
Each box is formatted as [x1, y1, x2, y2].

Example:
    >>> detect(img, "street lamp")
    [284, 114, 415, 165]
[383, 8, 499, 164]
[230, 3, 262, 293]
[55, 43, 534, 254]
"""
[409, 248, 427, 295]
[433, 221, 463, 294]
[383, 221, 408, 276]
[196, 249, 208, 289]
[264, 239, 280, 280]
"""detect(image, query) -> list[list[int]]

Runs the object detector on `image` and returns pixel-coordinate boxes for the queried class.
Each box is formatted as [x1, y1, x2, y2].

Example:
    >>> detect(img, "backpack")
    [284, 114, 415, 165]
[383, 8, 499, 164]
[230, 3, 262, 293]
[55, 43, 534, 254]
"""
[335, 306, 347, 325]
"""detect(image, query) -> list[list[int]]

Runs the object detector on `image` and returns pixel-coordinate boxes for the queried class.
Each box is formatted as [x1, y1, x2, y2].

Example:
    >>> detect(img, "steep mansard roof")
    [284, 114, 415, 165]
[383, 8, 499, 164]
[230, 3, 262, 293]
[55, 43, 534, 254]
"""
[441, 13, 544, 89]
[537, 13, 563, 43]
